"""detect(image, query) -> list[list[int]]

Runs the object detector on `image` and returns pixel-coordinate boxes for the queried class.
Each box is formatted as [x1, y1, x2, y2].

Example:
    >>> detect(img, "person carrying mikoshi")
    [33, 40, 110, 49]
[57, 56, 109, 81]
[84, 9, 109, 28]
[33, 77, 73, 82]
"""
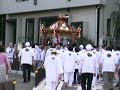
[79, 44, 97, 90]
[63, 45, 77, 87]
[44, 50, 63, 90]
[99, 47, 118, 90]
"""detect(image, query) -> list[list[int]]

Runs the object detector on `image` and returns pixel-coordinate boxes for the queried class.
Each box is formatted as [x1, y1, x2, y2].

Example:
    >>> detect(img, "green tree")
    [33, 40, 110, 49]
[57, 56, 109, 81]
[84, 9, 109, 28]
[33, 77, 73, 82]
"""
[77, 36, 93, 46]
[111, 2, 120, 49]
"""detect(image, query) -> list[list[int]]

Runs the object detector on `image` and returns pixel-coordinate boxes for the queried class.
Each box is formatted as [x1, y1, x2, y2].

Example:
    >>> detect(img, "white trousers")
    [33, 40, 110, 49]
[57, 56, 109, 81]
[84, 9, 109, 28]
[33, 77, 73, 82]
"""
[46, 81, 58, 90]
[92, 75, 97, 87]
[92, 70, 98, 87]
[64, 72, 74, 87]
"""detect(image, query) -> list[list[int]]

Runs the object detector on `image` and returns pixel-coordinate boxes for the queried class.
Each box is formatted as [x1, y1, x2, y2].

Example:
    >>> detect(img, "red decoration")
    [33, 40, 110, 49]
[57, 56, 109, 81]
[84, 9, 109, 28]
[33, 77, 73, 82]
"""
[40, 25, 46, 46]
[73, 28, 81, 44]
[55, 29, 59, 45]
[39, 14, 81, 46]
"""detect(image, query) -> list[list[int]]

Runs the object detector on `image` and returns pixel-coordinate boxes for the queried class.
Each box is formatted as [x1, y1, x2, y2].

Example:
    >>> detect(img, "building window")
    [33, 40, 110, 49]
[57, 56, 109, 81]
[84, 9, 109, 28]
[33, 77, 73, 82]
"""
[17, 0, 29, 1]
[107, 19, 111, 36]
[0, 16, 6, 45]
[25, 19, 34, 44]
[71, 22, 83, 37]
[110, 40, 112, 46]
[38, 16, 58, 44]
[39, 17, 58, 28]
[103, 40, 105, 45]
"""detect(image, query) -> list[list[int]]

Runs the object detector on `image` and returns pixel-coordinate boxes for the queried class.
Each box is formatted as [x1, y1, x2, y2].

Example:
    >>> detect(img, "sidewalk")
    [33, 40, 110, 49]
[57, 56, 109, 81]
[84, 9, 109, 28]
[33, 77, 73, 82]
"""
[8, 73, 35, 90]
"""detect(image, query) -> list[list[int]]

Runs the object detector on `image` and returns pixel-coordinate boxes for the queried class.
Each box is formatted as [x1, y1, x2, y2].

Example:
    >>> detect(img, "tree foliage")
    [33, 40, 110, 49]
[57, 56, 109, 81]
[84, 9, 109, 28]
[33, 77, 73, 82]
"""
[77, 36, 93, 46]
[111, 3, 120, 49]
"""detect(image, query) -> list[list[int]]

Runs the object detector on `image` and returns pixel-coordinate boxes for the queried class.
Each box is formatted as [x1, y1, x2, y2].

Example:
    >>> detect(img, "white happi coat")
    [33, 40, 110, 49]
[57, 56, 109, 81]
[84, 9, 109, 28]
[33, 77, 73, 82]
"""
[32, 48, 40, 61]
[18, 47, 34, 65]
[44, 55, 63, 82]
[92, 49, 100, 86]
[40, 50, 46, 61]
[92, 49, 100, 67]
[75, 52, 82, 69]
[6, 47, 15, 59]
[99, 49, 107, 56]
[100, 51, 118, 73]
[45, 48, 56, 58]
[80, 51, 97, 74]
[63, 51, 77, 73]
[57, 49, 67, 65]
[115, 50, 120, 60]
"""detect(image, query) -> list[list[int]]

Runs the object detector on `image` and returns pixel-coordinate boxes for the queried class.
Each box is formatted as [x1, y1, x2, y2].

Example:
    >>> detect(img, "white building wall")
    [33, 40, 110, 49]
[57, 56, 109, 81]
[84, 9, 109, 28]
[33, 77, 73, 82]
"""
[70, 7, 96, 43]
[0, 0, 102, 14]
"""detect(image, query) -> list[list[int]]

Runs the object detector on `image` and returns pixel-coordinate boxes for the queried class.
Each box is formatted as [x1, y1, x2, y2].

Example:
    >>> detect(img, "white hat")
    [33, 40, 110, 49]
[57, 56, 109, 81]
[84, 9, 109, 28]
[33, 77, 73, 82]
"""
[85, 44, 93, 51]
[25, 42, 30, 47]
[79, 45, 84, 49]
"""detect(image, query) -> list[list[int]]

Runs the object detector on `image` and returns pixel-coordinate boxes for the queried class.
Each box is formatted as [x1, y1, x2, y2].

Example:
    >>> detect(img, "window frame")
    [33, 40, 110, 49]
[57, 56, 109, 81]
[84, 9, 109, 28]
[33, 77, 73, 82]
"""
[71, 22, 83, 37]
[107, 19, 111, 36]
[25, 18, 34, 44]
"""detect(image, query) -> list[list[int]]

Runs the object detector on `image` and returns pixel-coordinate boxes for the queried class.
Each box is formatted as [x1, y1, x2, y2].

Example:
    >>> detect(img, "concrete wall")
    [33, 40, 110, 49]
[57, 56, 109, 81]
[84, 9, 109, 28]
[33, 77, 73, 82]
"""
[0, 0, 102, 14]
[70, 7, 96, 43]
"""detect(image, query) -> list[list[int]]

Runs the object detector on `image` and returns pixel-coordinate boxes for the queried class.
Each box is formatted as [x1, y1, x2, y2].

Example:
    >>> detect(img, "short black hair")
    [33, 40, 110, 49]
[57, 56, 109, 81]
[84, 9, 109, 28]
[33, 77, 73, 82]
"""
[68, 45, 73, 51]
[51, 43, 55, 48]
[32, 44, 35, 48]
[93, 45, 98, 48]
[75, 46, 80, 52]
[0, 45, 5, 52]
[106, 46, 112, 51]
[102, 44, 107, 48]
[116, 47, 120, 50]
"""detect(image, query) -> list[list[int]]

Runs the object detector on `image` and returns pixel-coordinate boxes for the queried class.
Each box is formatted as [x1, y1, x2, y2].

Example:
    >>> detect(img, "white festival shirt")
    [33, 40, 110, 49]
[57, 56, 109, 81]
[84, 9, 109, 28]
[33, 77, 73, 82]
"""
[63, 51, 77, 73]
[18, 47, 34, 65]
[44, 55, 63, 82]
[100, 51, 118, 72]
[6, 47, 15, 59]
[80, 51, 97, 74]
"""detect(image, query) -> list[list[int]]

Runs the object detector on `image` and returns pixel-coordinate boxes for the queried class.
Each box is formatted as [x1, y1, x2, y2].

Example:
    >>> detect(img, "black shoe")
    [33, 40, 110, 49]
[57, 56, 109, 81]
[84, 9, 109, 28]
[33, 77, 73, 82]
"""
[28, 78, 31, 82]
[116, 83, 120, 87]
[109, 88, 113, 90]
[73, 81, 76, 84]
[23, 80, 27, 83]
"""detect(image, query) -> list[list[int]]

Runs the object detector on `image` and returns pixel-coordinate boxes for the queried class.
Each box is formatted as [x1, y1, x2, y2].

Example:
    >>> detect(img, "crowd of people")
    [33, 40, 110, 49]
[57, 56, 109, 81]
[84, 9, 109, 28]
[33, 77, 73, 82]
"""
[0, 42, 120, 90]
[42, 43, 120, 90]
